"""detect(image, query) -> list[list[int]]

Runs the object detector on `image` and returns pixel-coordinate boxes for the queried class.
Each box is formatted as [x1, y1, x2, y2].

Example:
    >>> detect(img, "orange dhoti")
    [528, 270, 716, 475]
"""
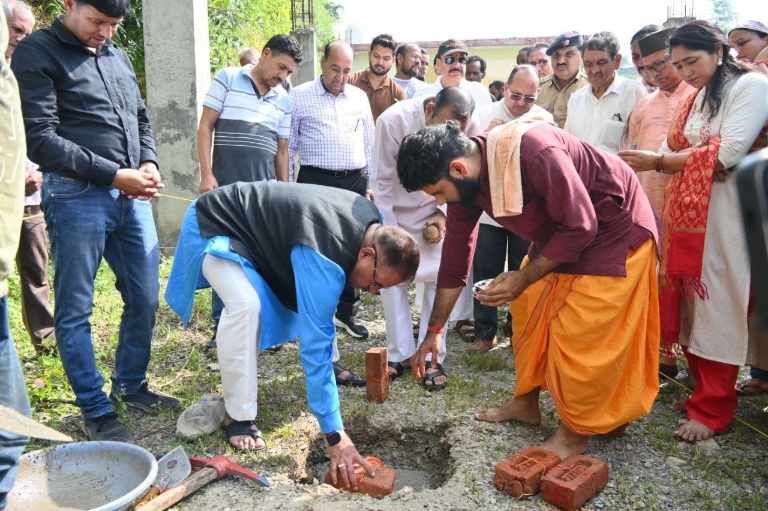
[510, 239, 660, 435]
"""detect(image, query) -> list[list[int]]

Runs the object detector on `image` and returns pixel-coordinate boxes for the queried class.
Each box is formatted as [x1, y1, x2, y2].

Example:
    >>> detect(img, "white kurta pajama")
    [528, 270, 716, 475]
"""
[372, 97, 480, 364]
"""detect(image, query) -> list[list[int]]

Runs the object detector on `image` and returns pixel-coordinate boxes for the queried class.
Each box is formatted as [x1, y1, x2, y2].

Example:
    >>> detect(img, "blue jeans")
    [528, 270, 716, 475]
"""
[0, 296, 31, 508]
[42, 174, 159, 419]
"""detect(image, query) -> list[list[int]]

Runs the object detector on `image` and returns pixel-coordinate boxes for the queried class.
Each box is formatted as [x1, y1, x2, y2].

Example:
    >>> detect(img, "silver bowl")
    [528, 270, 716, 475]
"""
[8, 441, 158, 511]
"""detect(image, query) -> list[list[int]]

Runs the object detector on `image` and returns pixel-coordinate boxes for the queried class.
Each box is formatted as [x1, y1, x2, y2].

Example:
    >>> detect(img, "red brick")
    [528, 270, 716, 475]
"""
[324, 457, 397, 496]
[365, 347, 389, 403]
[493, 446, 561, 499]
[541, 454, 609, 510]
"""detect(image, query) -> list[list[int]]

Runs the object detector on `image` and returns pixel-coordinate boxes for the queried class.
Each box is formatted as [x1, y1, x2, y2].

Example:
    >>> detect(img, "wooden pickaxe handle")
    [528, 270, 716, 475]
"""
[133, 455, 237, 511]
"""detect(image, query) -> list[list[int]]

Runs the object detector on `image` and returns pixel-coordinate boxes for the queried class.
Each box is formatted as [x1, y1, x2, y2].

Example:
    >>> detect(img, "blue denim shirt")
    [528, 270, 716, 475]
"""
[10, 17, 158, 185]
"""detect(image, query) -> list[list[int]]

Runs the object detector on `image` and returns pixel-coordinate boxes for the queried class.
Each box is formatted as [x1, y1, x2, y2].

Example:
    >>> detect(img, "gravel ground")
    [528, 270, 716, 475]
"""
[26, 290, 768, 511]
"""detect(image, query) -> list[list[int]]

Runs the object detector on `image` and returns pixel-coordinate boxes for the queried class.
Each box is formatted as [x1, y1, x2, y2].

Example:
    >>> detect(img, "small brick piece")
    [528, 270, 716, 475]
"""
[541, 454, 609, 510]
[365, 347, 389, 403]
[324, 457, 397, 497]
[493, 446, 561, 499]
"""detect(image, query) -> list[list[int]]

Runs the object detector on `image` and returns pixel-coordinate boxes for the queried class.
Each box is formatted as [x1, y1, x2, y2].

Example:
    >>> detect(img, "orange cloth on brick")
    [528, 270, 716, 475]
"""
[486, 117, 547, 218]
[509, 239, 660, 435]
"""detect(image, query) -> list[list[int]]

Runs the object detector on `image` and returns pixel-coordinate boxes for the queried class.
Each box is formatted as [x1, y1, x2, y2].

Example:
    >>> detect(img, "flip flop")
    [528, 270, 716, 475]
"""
[223, 419, 266, 452]
[735, 377, 768, 396]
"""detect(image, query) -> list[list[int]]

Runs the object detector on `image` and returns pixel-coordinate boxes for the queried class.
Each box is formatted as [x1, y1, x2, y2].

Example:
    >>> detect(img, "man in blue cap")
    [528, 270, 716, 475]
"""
[535, 30, 588, 128]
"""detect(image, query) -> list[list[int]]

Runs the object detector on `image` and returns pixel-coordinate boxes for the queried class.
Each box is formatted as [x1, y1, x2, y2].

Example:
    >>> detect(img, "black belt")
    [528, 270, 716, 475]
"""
[301, 165, 362, 178]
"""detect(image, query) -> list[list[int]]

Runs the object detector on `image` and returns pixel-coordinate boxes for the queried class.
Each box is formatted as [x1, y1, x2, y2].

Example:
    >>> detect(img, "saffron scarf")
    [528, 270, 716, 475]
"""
[659, 88, 768, 346]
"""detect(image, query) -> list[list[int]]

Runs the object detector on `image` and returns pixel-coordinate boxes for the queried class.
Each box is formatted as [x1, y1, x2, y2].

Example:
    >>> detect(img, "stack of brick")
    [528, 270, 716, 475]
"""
[365, 347, 389, 403]
[324, 456, 397, 497]
[493, 447, 561, 498]
[541, 454, 609, 510]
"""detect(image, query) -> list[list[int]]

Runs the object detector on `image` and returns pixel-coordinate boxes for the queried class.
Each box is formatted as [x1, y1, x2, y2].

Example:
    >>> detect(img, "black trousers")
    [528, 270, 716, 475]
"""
[472, 223, 529, 340]
[297, 166, 368, 317]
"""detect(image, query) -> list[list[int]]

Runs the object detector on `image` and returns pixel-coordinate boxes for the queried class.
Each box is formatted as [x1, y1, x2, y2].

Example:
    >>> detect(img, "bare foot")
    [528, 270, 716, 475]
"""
[541, 424, 589, 460]
[675, 419, 715, 442]
[669, 397, 688, 412]
[223, 414, 265, 451]
[474, 394, 541, 425]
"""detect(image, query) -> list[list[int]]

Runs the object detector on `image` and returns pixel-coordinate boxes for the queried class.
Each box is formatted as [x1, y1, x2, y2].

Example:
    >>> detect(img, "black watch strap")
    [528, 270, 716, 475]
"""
[324, 430, 343, 446]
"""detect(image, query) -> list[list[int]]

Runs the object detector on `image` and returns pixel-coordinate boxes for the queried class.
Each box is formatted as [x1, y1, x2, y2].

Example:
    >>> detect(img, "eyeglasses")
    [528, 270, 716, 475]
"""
[641, 57, 670, 76]
[442, 55, 468, 65]
[508, 91, 537, 104]
[368, 249, 383, 294]
[531, 59, 550, 67]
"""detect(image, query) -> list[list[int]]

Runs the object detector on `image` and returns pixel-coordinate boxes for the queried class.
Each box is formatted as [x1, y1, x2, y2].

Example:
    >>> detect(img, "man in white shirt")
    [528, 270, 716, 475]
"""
[421, 38, 492, 110]
[392, 42, 428, 99]
[289, 40, 375, 380]
[373, 87, 479, 389]
[564, 31, 647, 153]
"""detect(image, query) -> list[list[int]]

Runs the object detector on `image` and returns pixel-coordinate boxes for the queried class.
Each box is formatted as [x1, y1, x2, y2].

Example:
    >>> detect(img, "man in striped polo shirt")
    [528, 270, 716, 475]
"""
[197, 34, 303, 193]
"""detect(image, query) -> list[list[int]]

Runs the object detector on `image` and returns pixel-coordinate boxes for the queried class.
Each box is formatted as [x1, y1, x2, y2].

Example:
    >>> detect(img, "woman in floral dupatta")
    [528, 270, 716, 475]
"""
[623, 20, 768, 441]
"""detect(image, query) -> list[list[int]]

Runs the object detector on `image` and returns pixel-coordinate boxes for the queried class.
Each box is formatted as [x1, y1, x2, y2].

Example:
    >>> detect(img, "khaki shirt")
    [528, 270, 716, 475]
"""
[348, 69, 406, 122]
[535, 70, 588, 128]
[0, 9, 26, 296]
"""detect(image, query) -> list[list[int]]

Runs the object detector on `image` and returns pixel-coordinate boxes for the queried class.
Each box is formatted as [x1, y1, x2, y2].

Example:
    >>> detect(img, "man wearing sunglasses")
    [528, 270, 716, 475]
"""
[165, 181, 419, 470]
[469, 65, 553, 355]
[422, 38, 492, 110]
[564, 31, 647, 154]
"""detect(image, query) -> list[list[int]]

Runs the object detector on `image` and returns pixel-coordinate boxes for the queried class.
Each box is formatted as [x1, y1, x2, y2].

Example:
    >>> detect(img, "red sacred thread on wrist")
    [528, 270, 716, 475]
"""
[755, 61, 768, 67]
[426, 326, 444, 334]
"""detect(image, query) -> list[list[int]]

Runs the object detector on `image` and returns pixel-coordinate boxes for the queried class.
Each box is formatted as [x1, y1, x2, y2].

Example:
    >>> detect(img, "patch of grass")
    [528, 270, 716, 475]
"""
[461, 352, 513, 372]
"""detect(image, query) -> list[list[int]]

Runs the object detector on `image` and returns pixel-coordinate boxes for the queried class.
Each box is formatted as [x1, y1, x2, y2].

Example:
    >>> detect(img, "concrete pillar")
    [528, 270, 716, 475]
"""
[143, 0, 210, 251]
[291, 29, 317, 86]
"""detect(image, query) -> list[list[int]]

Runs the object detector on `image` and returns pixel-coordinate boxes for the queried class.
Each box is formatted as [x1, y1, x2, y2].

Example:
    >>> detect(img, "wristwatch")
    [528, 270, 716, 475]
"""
[324, 429, 344, 447]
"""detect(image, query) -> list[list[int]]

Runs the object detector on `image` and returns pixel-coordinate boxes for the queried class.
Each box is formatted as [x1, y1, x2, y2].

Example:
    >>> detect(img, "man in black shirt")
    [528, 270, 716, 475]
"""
[12, 0, 179, 442]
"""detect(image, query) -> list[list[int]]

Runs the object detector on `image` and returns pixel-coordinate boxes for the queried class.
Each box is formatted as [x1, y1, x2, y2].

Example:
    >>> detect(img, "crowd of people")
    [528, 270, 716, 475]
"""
[1, 0, 768, 502]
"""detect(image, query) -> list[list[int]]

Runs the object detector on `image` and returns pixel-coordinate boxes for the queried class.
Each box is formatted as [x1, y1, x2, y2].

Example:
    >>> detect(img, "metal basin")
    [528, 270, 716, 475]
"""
[7, 441, 158, 511]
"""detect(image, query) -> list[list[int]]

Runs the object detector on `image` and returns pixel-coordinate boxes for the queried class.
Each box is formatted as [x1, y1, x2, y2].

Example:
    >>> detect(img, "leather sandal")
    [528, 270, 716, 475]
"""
[454, 320, 475, 343]
[333, 363, 366, 387]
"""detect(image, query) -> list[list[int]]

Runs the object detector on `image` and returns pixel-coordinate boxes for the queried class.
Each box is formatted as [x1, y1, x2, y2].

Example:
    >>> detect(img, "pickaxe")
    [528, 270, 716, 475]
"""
[133, 454, 269, 511]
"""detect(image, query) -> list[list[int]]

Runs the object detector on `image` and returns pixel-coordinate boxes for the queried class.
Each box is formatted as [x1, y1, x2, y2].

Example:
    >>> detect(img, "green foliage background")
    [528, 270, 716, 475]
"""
[26, 0, 343, 94]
